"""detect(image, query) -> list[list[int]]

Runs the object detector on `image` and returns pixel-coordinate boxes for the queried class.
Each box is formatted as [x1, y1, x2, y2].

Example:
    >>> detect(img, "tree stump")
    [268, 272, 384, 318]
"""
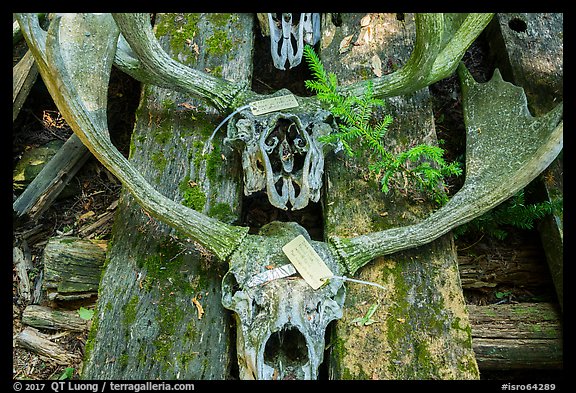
[81, 13, 254, 379]
[320, 13, 479, 379]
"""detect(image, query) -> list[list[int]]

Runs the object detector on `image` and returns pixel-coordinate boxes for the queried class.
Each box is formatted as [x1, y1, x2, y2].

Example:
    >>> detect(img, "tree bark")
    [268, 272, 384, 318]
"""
[321, 13, 479, 379]
[81, 13, 254, 379]
[485, 13, 563, 310]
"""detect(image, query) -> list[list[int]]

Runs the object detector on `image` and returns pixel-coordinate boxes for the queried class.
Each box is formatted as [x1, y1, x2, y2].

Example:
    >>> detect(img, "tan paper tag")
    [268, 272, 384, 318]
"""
[282, 235, 334, 290]
[250, 94, 299, 116]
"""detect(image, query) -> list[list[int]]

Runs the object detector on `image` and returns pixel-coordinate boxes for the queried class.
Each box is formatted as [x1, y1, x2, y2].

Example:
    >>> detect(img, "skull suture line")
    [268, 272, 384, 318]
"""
[221, 221, 346, 380]
[225, 107, 334, 211]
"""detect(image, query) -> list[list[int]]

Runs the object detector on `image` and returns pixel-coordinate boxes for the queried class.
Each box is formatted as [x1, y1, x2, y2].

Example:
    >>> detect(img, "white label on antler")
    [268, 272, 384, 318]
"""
[282, 235, 334, 290]
[250, 94, 299, 116]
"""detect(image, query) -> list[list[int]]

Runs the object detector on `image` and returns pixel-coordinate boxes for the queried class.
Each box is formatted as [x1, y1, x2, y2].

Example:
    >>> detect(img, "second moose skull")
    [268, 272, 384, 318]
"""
[221, 221, 346, 380]
[225, 104, 334, 211]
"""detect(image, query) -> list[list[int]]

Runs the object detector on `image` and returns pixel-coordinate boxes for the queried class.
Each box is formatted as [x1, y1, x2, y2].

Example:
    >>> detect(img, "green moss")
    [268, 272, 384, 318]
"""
[179, 176, 207, 211]
[206, 13, 237, 27]
[155, 13, 201, 61]
[208, 202, 235, 224]
[83, 306, 99, 362]
[206, 30, 234, 56]
[135, 236, 198, 369]
[210, 65, 223, 77]
[123, 295, 139, 326]
[205, 143, 223, 182]
[118, 353, 129, 369]
[151, 151, 167, 172]
[161, 99, 177, 112]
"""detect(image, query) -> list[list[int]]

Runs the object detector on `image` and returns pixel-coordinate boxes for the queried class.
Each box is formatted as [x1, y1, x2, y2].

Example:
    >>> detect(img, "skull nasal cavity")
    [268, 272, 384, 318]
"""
[266, 119, 306, 174]
[264, 327, 309, 367]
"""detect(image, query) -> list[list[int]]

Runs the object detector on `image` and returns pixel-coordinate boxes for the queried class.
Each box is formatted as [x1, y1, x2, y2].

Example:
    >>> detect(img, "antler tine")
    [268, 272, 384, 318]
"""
[339, 13, 494, 99]
[112, 13, 247, 112]
[16, 13, 249, 261]
[331, 64, 563, 275]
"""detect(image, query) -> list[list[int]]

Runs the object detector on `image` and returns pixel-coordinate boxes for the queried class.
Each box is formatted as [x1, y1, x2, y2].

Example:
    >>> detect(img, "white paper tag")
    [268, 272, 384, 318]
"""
[282, 235, 334, 290]
[250, 94, 299, 116]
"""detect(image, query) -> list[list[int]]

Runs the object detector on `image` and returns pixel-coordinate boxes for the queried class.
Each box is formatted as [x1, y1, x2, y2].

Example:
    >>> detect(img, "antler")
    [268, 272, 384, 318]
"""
[111, 13, 249, 112]
[339, 13, 495, 99]
[15, 13, 248, 261]
[330, 64, 563, 275]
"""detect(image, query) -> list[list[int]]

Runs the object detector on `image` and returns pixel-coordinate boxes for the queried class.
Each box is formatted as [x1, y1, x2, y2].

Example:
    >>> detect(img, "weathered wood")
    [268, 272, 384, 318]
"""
[42, 237, 107, 302]
[339, 13, 494, 99]
[22, 305, 89, 332]
[82, 13, 254, 380]
[485, 13, 563, 310]
[112, 13, 246, 112]
[457, 241, 551, 289]
[321, 13, 479, 379]
[16, 326, 79, 365]
[14, 244, 33, 304]
[468, 303, 563, 370]
[13, 49, 38, 121]
[13, 134, 91, 219]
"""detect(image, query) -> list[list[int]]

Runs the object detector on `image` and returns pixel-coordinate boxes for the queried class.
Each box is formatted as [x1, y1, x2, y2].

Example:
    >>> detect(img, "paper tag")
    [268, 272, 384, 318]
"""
[250, 94, 299, 116]
[282, 235, 334, 290]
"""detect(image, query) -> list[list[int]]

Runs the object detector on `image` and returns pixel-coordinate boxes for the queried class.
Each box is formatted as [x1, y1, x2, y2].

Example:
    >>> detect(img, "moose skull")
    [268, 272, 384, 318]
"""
[225, 106, 334, 211]
[221, 221, 346, 380]
[266, 13, 321, 70]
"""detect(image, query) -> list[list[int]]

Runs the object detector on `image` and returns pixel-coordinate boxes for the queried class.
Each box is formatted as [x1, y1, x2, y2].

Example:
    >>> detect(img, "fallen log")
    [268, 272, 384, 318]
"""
[468, 302, 563, 370]
[13, 49, 38, 122]
[42, 237, 107, 302]
[16, 326, 79, 365]
[22, 304, 89, 332]
[13, 134, 91, 220]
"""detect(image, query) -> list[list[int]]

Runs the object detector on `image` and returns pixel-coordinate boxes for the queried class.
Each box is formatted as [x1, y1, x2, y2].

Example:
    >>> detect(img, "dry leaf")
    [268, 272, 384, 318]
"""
[192, 297, 204, 320]
[339, 34, 354, 54]
[371, 54, 383, 77]
[396, 318, 406, 323]
[78, 211, 95, 221]
[178, 102, 197, 111]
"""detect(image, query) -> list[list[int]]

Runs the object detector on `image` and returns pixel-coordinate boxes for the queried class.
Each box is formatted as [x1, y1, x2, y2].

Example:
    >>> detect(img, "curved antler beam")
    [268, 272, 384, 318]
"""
[16, 13, 248, 261]
[340, 13, 495, 99]
[331, 63, 563, 275]
[112, 13, 247, 111]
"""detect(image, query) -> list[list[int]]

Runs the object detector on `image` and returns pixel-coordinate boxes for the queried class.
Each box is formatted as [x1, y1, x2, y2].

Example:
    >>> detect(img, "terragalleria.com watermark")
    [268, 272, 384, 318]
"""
[13, 381, 195, 393]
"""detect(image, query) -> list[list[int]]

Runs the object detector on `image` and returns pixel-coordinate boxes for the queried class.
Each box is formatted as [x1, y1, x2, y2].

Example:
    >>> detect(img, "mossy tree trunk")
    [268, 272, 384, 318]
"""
[82, 13, 254, 379]
[320, 13, 479, 379]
